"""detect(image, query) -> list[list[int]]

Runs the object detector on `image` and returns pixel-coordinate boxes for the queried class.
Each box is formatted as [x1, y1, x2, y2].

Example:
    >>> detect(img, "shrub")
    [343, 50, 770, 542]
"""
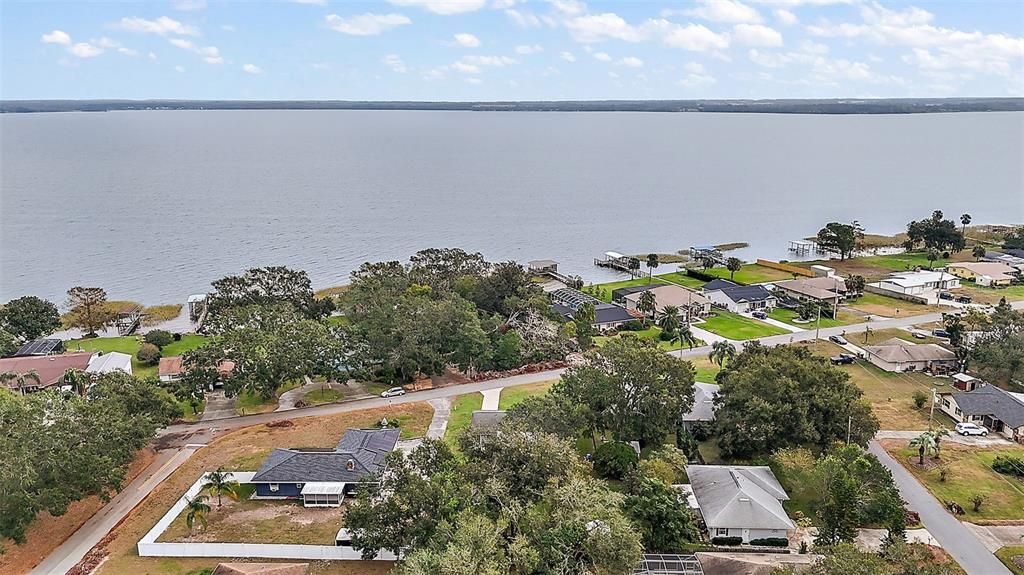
[686, 268, 717, 282]
[137, 342, 161, 365]
[658, 330, 674, 341]
[173, 332, 183, 341]
[970, 493, 987, 512]
[992, 455, 1024, 478]
[711, 536, 743, 546]
[593, 441, 638, 480]
[688, 421, 714, 442]
[144, 329, 174, 348]
[637, 459, 676, 485]
[749, 537, 789, 547]
[912, 390, 928, 409]
[621, 320, 645, 332]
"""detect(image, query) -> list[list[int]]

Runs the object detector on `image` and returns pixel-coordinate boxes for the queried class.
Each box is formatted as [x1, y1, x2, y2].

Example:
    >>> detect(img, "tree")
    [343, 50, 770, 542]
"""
[205, 266, 330, 331]
[65, 287, 114, 336]
[184, 495, 211, 533]
[0, 329, 18, 357]
[797, 300, 822, 321]
[408, 247, 490, 294]
[572, 303, 596, 349]
[816, 222, 864, 260]
[726, 257, 743, 279]
[1004, 226, 1024, 250]
[503, 394, 587, 439]
[845, 275, 866, 296]
[708, 340, 736, 367]
[960, 213, 971, 236]
[713, 343, 879, 458]
[909, 431, 940, 465]
[637, 290, 656, 324]
[144, 329, 174, 348]
[671, 325, 698, 350]
[0, 296, 61, 341]
[972, 244, 987, 260]
[808, 544, 888, 575]
[593, 441, 638, 480]
[969, 306, 1024, 385]
[942, 313, 965, 348]
[201, 468, 240, 508]
[646, 253, 659, 283]
[969, 493, 986, 512]
[657, 306, 680, 335]
[701, 256, 715, 271]
[926, 249, 940, 269]
[0, 370, 41, 395]
[624, 476, 700, 552]
[912, 390, 927, 409]
[137, 342, 161, 365]
[63, 368, 92, 398]
[554, 337, 695, 447]
[904, 211, 965, 253]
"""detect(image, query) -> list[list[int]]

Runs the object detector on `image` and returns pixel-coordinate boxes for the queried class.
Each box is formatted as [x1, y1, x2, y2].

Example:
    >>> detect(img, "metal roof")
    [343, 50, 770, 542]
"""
[634, 554, 703, 575]
[300, 482, 345, 495]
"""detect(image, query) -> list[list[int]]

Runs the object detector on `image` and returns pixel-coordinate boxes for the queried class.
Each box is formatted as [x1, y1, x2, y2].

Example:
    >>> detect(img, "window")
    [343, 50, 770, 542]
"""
[716, 528, 730, 536]
[955, 408, 962, 416]
[269, 483, 279, 492]
[942, 398, 950, 408]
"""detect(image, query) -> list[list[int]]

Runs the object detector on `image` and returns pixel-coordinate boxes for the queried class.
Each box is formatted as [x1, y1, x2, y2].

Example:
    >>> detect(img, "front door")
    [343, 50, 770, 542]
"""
[742, 528, 750, 542]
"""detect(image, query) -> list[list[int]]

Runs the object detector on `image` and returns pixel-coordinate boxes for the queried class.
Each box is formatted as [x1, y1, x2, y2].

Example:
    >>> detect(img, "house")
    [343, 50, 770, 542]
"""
[946, 262, 1017, 287]
[939, 384, 1024, 443]
[549, 287, 639, 328]
[159, 356, 184, 382]
[702, 278, 738, 292]
[686, 465, 795, 544]
[773, 276, 847, 306]
[682, 382, 720, 430]
[622, 284, 713, 322]
[868, 270, 960, 302]
[13, 338, 65, 357]
[85, 351, 133, 376]
[704, 284, 777, 314]
[0, 352, 94, 392]
[861, 338, 957, 373]
[983, 251, 1024, 272]
[249, 428, 400, 507]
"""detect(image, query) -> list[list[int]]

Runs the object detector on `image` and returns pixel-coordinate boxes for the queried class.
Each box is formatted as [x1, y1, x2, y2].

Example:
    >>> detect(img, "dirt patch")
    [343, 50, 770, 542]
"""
[1012, 555, 1024, 570]
[905, 456, 941, 471]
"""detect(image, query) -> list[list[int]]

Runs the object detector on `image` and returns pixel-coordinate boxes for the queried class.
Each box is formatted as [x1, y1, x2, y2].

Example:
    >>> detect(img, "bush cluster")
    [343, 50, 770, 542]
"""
[749, 537, 789, 547]
[711, 536, 743, 546]
[593, 441, 638, 480]
[992, 455, 1024, 478]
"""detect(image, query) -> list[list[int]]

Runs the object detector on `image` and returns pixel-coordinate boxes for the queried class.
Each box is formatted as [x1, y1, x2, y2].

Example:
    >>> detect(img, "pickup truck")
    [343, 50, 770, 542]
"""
[830, 354, 856, 365]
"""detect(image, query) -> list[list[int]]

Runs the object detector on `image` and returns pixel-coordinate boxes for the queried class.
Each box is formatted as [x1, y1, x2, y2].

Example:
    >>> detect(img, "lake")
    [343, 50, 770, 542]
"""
[1, 110, 1022, 305]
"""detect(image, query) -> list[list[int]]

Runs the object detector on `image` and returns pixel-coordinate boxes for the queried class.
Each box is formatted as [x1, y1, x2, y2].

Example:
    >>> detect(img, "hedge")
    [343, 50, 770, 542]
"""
[749, 537, 790, 547]
[686, 268, 717, 282]
[710, 536, 743, 546]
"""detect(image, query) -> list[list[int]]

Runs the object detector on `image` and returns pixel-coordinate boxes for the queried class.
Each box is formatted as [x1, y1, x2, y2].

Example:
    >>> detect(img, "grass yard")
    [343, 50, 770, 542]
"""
[700, 264, 795, 285]
[883, 441, 1024, 521]
[953, 284, 1024, 304]
[584, 276, 670, 302]
[93, 405, 432, 575]
[63, 334, 208, 379]
[843, 292, 943, 318]
[698, 309, 789, 340]
[690, 356, 722, 383]
[594, 326, 702, 351]
[498, 380, 556, 410]
[233, 391, 279, 415]
[769, 307, 860, 329]
[445, 392, 484, 447]
[997, 545, 1024, 575]
[300, 387, 344, 406]
[654, 271, 707, 289]
[850, 327, 946, 347]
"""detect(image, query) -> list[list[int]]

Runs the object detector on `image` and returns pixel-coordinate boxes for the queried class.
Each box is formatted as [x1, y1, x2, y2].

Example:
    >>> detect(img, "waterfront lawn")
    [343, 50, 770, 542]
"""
[445, 392, 484, 447]
[843, 292, 943, 317]
[856, 251, 956, 273]
[700, 264, 795, 285]
[654, 272, 707, 289]
[498, 380, 556, 410]
[63, 334, 208, 379]
[997, 546, 1024, 575]
[698, 309, 789, 340]
[769, 307, 860, 329]
[884, 441, 1024, 521]
[584, 276, 669, 302]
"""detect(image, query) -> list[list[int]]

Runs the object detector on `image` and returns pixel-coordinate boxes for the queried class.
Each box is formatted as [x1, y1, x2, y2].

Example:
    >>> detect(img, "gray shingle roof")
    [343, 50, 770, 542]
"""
[251, 428, 399, 483]
[594, 303, 636, 325]
[686, 465, 794, 530]
[716, 284, 775, 304]
[952, 384, 1024, 428]
[702, 279, 738, 292]
[682, 382, 720, 422]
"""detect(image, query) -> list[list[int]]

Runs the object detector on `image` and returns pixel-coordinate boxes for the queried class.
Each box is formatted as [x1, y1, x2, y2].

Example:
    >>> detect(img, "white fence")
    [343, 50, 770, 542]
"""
[138, 471, 396, 561]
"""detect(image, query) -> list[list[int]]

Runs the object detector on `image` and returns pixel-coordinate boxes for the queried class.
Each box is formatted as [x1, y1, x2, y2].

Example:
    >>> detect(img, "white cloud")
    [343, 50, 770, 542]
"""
[565, 13, 647, 43]
[172, 0, 207, 11]
[169, 38, 194, 50]
[656, 21, 731, 52]
[560, 51, 577, 62]
[310, 62, 331, 70]
[515, 44, 542, 54]
[749, 0, 853, 5]
[504, 8, 542, 28]
[492, 0, 517, 8]
[41, 30, 71, 45]
[684, 0, 762, 24]
[774, 9, 797, 26]
[454, 33, 481, 47]
[69, 43, 103, 58]
[608, 71, 619, 78]
[148, 51, 157, 60]
[117, 16, 198, 36]
[324, 13, 411, 36]
[242, 63, 263, 74]
[732, 23, 783, 46]
[678, 72, 717, 87]
[175, 65, 185, 72]
[450, 54, 516, 74]
[382, 54, 408, 73]
[169, 38, 223, 64]
[618, 56, 643, 67]
[96, 37, 138, 55]
[388, 0, 486, 15]
[684, 61, 706, 74]
[593, 51, 612, 62]
[550, 0, 586, 16]
[293, 0, 327, 4]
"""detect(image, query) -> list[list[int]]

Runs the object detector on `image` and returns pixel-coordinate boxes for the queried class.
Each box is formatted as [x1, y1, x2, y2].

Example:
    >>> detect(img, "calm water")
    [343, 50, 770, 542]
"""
[2, 110, 1022, 304]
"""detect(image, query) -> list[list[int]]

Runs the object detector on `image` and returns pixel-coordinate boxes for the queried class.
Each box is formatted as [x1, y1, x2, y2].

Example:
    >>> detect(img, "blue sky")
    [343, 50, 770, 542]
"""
[2, 0, 1022, 100]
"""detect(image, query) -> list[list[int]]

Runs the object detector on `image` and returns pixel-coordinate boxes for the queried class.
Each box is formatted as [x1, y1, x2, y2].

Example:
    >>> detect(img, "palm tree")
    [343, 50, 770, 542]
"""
[62, 368, 92, 398]
[646, 253, 660, 284]
[933, 428, 950, 460]
[708, 341, 736, 367]
[0, 370, 42, 395]
[657, 305, 680, 335]
[960, 213, 972, 237]
[184, 495, 211, 533]
[726, 257, 742, 280]
[972, 245, 986, 261]
[909, 430, 941, 465]
[672, 325, 698, 350]
[637, 291, 656, 326]
[201, 468, 240, 508]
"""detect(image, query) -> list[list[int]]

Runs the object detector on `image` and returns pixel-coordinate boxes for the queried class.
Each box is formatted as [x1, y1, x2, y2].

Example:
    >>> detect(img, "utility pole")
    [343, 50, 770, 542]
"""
[847, 415, 852, 444]
[929, 387, 937, 430]
[815, 302, 822, 341]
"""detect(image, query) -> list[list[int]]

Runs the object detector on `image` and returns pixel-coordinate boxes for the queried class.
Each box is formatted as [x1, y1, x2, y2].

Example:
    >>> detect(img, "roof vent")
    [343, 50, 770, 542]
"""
[739, 497, 751, 502]
[346, 458, 355, 471]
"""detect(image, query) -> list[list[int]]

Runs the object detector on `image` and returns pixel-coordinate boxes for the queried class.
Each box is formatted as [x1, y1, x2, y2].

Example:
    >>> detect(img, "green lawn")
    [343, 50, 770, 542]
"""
[595, 326, 704, 351]
[843, 292, 943, 317]
[954, 283, 1024, 304]
[300, 388, 343, 406]
[63, 334, 208, 379]
[699, 264, 795, 285]
[997, 545, 1024, 575]
[583, 277, 670, 302]
[690, 357, 721, 383]
[445, 392, 484, 447]
[498, 380, 556, 410]
[769, 307, 860, 329]
[698, 309, 789, 340]
[654, 272, 707, 289]
[234, 391, 278, 415]
[857, 252, 952, 273]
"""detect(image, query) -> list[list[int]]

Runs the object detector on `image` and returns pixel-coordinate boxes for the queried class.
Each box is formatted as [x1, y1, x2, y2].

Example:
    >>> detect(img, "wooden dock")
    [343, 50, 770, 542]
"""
[594, 251, 643, 278]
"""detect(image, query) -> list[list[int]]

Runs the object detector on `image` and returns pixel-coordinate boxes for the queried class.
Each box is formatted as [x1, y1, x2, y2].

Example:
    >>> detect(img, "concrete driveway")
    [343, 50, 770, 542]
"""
[199, 391, 235, 421]
[877, 430, 1013, 447]
[965, 523, 1024, 553]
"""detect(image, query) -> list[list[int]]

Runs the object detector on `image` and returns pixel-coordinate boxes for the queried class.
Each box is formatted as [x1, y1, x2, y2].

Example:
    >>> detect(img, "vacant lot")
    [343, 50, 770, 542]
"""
[701, 264, 794, 285]
[883, 440, 1024, 521]
[851, 327, 946, 347]
[952, 284, 1024, 304]
[654, 272, 707, 289]
[699, 309, 789, 340]
[844, 292, 943, 317]
[63, 335, 208, 378]
[94, 404, 431, 575]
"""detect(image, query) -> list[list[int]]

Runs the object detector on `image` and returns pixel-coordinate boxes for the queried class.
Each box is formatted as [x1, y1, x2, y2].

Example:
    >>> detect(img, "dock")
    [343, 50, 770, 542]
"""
[594, 251, 643, 278]
[788, 239, 818, 255]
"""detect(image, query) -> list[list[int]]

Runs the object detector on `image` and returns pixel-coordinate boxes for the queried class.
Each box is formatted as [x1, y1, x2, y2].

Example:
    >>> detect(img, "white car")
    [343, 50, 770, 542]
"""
[955, 422, 988, 436]
[380, 387, 406, 398]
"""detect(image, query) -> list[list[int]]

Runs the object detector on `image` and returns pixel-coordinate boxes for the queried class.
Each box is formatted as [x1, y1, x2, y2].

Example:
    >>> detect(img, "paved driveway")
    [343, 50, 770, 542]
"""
[869, 441, 1010, 575]
[877, 430, 1012, 447]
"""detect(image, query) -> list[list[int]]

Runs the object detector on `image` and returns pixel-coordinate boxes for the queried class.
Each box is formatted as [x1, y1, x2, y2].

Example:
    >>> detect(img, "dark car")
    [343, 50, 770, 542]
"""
[752, 310, 768, 319]
[829, 335, 849, 346]
[938, 292, 954, 301]
[830, 354, 856, 365]
[932, 329, 951, 338]
[955, 296, 972, 304]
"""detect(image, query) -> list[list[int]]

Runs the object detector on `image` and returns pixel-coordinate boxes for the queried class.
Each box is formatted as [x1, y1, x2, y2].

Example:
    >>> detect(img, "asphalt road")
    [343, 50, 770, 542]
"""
[869, 441, 1011, 575]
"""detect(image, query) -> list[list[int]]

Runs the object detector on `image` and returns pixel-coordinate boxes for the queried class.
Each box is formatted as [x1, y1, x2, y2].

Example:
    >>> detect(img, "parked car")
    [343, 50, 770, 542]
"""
[752, 310, 768, 319]
[955, 422, 989, 436]
[955, 296, 972, 304]
[911, 331, 928, 339]
[932, 329, 951, 338]
[380, 387, 406, 398]
[938, 292, 954, 301]
[829, 335, 849, 346]
[830, 354, 856, 365]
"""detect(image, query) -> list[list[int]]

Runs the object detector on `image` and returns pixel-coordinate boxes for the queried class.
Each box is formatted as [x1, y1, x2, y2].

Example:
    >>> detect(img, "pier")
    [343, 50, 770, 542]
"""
[594, 251, 643, 278]
[788, 239, 818, 255]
